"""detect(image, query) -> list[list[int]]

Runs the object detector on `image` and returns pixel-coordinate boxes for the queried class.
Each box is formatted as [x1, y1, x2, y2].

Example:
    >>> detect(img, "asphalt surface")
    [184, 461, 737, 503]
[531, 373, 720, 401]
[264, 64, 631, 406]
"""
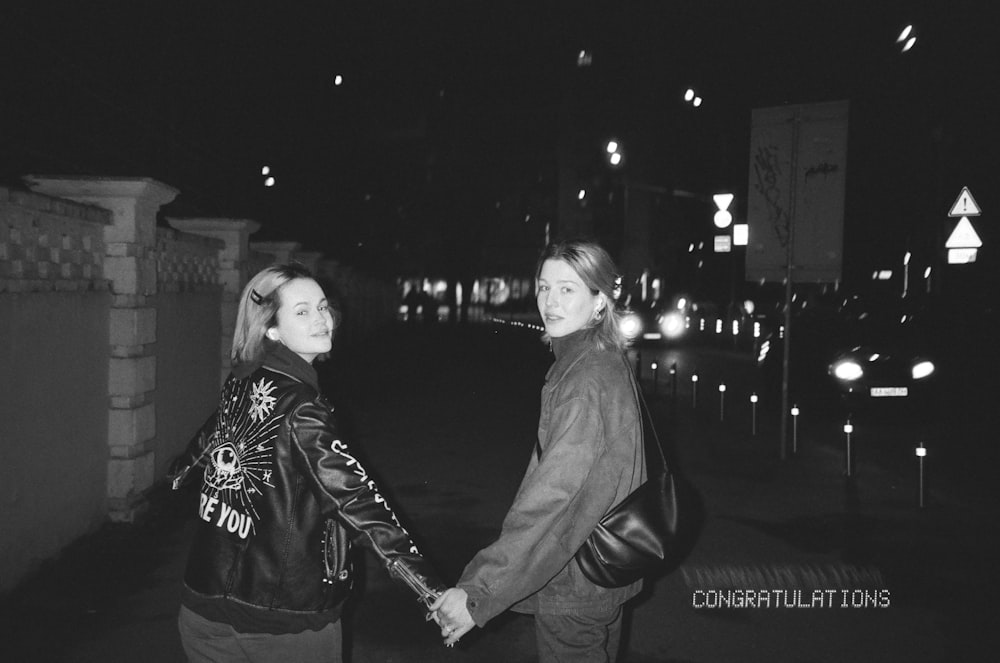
[2, 321, 997, 662]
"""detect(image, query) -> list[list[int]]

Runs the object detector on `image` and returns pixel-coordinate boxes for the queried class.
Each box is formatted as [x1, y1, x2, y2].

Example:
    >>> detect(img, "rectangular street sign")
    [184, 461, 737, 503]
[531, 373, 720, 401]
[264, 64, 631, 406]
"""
[746, 100, 848, 283]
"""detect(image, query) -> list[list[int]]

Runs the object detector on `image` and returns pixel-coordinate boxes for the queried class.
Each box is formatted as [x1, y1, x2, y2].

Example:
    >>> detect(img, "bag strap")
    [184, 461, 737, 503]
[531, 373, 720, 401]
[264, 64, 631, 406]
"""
[627, 356, 668, 475]
[533, 352, 668, 475]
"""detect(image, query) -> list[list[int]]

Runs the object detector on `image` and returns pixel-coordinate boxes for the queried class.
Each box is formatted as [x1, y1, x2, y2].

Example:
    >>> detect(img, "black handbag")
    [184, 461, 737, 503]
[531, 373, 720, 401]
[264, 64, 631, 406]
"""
[574, 371, 680, 588]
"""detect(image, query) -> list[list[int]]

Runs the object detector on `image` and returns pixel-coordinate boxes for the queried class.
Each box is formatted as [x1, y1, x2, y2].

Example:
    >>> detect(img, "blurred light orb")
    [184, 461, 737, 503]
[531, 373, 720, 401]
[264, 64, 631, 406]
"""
[609, 152, 622, 166]
[897, 25, 913, 42]
[606, 140, 619, 153]
[261, 165, 270, 176]
[684, 88, 695, 102]
[660, 312, 685, 339]
[619, 313, 642, 340]
[334, 74, 344, 86]
[693, 96, 703, 107]
[264, 176, 275, 187]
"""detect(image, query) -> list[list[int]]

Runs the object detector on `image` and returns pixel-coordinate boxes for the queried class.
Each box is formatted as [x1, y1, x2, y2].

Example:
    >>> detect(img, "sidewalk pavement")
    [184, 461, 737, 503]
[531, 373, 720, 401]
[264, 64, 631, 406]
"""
[2, 322, 997, 662]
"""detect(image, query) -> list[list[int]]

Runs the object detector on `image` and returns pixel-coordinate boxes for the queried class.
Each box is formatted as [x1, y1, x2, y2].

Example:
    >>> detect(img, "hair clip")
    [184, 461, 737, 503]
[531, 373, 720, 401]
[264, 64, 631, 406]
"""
[250, 288, 264, 305]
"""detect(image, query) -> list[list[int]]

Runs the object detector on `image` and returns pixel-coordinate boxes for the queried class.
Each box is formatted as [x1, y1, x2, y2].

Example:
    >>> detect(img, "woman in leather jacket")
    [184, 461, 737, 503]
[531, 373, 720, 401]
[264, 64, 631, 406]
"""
[434, 241, 646, 662]
[171, 263, 444, 662]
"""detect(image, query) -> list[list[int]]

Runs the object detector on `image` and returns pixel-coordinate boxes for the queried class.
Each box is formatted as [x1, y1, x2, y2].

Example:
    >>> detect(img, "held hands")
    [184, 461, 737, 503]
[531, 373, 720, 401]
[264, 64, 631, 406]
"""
[430, 588, 476, 647]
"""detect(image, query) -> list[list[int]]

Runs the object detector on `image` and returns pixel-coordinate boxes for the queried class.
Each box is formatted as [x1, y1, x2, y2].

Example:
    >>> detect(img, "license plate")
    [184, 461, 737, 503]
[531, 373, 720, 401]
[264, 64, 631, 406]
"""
[871, 387, 907, 397]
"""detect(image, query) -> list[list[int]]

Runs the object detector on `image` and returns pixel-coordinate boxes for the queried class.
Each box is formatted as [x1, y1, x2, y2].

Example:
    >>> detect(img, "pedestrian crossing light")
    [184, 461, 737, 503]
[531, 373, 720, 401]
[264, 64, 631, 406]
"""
[713, 193, 734, 229]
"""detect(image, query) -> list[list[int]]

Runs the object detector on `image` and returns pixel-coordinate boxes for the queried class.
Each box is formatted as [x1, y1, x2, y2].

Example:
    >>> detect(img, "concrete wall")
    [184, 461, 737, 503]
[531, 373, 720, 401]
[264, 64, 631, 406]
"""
[153, 226, 224, 478]
[0, 186, 112, 591]
[0, 293, 112, 592]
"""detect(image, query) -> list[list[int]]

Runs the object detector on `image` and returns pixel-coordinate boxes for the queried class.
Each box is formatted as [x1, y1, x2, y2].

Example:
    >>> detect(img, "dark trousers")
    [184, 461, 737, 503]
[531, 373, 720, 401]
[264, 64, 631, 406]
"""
[178, 605, 342, 663]
[535, 604, 623, 663]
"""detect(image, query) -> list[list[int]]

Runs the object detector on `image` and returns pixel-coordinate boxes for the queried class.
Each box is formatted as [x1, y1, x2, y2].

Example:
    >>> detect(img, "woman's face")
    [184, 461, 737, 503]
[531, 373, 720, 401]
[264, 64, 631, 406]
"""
[268, 278, 335, 364]
[536, 258, 605, 338]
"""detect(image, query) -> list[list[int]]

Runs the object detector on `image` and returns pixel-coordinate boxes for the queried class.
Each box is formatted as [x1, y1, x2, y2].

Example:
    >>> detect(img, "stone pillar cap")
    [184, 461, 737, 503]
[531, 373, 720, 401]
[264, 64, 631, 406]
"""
[168, 217, 261, 234]
[23, 175, 179, 207]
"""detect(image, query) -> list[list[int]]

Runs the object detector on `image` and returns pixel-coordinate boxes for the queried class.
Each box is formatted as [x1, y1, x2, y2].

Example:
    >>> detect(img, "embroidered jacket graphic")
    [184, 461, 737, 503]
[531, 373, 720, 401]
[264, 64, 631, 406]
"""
[198, 377, 280, 538]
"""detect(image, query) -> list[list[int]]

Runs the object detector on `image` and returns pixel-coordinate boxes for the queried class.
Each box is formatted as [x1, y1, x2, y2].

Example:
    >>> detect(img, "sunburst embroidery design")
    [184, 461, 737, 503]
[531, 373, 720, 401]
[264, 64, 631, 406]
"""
[249, 378, 278, 423]
[200, 376, 281, 537]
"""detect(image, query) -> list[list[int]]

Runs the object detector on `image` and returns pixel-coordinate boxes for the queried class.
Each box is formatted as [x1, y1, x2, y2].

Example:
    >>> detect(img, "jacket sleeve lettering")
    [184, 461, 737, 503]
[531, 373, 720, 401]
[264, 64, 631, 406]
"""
[288, 399, 445, 592]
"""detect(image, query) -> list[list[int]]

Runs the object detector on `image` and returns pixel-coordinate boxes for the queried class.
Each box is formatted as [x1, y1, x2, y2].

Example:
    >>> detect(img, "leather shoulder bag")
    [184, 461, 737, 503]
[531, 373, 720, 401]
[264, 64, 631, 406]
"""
[573, 364, 680, 588]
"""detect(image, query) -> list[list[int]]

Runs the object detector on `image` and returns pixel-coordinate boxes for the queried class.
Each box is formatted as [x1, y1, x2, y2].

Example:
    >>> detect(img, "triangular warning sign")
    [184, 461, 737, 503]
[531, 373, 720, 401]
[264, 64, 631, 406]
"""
[945, 217, 982, 248]
[949, 187, 981, 217]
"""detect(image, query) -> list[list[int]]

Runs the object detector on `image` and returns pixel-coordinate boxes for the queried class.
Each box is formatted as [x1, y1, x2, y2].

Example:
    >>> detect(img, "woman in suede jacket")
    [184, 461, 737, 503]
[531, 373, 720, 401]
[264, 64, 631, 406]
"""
[434, 241, 645, 663]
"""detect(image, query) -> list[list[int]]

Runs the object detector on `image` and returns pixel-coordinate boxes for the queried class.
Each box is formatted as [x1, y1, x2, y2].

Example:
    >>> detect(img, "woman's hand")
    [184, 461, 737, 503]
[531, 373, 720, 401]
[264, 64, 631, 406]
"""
[430, 588, 476, 647]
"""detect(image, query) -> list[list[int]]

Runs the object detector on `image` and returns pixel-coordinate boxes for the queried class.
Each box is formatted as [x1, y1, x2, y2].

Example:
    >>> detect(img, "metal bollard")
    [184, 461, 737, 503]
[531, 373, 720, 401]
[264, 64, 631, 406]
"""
[843, 419, 854, 476]
[791, 405, 800, 454]
[718, 383, 726, 422]
[691, 374, 699, 409]
[916, 443, 927, 508]
[750, 393, 758, 436]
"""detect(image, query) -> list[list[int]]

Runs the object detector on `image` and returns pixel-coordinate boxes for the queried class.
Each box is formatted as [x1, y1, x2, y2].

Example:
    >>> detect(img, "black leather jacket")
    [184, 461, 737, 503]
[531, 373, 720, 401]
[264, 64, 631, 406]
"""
[171, 343, 443, 626]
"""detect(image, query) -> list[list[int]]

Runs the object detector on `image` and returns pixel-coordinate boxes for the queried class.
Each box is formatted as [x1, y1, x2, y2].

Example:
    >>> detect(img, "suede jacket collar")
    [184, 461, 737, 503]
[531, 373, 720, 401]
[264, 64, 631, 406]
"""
[548, 327, 600, 382]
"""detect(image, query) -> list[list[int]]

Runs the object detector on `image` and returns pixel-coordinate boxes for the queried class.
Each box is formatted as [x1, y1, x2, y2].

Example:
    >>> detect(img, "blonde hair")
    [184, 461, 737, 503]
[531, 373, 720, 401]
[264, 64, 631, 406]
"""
[231, 263, 336, 364]
[536, 240, 626, 351]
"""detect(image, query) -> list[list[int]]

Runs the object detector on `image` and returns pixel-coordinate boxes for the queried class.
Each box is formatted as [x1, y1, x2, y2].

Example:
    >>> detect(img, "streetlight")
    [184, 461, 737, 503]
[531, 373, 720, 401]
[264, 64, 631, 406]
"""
[606, 140, 624, 168]
[684, 88, 703, 107]
[897, 25, 917, 53]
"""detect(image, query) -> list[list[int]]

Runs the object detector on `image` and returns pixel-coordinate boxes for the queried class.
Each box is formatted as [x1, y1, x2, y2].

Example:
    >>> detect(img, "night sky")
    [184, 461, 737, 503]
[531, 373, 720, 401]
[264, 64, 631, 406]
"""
[2, 1, 998, 279]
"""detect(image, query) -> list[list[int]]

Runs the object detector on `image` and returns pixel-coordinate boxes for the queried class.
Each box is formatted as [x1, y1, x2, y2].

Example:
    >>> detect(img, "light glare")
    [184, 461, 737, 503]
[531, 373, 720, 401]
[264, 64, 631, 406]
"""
[833, 360, 863, 381]
[912, 361, 935, 380]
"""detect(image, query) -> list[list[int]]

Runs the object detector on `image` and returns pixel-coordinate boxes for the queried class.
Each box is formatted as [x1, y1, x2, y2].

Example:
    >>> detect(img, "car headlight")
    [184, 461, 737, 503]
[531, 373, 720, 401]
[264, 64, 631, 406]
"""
[832, 360, 863, 381]
[911, 360, 935, 380]
[659, 312, 686, 339]
[620, 313, 642, 340]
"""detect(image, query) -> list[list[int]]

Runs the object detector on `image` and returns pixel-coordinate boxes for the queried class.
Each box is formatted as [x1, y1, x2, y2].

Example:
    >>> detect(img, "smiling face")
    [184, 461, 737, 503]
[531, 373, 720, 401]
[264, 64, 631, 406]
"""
[267, 278, 334, 364]
[536, 258, 607, 338]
